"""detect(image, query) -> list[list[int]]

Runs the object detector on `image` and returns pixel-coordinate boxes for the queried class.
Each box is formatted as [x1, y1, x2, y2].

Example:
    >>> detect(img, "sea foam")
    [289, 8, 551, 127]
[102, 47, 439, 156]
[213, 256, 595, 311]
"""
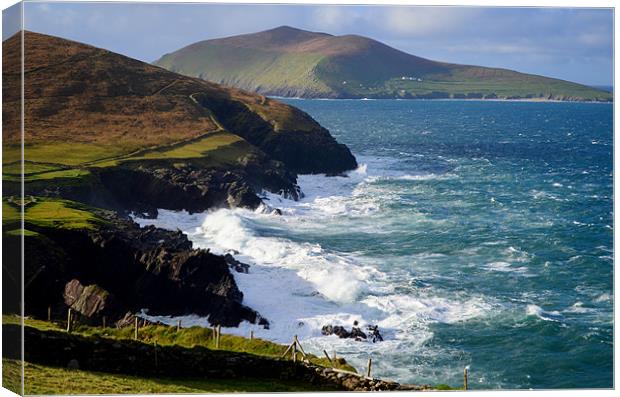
[135, 157, 493, 379]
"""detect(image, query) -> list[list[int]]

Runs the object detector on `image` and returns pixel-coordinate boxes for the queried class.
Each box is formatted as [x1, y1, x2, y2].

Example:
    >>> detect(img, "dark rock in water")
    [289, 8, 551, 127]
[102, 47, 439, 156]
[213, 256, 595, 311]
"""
[321, 325, 351, 339]
[321, 325, 333, 336]
[350, 326, 367, 340]
[322, 324, 382, 342]
[367, 325, 384, 343]
[224, 254, 250, 274]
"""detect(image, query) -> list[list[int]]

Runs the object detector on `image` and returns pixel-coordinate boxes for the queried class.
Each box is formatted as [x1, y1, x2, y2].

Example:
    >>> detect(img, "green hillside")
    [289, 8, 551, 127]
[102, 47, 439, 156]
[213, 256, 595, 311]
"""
[155, 26, 612, 102]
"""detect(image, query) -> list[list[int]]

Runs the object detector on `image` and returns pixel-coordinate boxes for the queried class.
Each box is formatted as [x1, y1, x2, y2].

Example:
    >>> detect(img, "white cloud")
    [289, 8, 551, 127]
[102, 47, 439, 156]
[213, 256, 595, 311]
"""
[312, 7, 348, 31]
[381, 7, 481, 37]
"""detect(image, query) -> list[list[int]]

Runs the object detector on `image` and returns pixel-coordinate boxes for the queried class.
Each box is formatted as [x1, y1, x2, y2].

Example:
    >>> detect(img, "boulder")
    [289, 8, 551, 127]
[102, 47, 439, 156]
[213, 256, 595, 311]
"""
[63, 279, 122, 320]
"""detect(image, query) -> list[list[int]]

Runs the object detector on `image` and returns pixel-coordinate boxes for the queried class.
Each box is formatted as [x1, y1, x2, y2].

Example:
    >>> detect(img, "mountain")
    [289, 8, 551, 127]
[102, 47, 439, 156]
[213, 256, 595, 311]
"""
[3, 31, 356, 185]
[154, 26, 612, 102]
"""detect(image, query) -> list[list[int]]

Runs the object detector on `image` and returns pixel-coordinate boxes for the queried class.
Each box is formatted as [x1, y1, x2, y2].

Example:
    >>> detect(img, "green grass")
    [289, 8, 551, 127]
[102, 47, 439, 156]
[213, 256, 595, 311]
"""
[2, 359, 22, 395]
[2, 315, 352, 393]
[124, 131, 243, 162]
[3, 315, 356, 373]
[21, 143, 127, 166]
[4, 168, 92, 182]
[380, 77, 612, 100]
[3, 359, 336, 394]
[156, 45, 332, 96]
[2, 131, 248, 184]
[2, 200, 20, 225]
[5, 228, 40, 237]
[3, 197, 106, 231]
[2, 162, 62, 175]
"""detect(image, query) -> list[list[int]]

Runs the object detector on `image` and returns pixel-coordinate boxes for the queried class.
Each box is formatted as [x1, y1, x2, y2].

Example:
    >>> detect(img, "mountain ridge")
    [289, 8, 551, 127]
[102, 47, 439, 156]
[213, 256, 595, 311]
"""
[154, 26, 612, 102]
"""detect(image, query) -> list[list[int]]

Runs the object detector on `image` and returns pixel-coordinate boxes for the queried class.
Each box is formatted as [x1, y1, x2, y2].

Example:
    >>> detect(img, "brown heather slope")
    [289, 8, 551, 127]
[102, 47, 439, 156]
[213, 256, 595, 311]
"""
[2, 31, 357, 175]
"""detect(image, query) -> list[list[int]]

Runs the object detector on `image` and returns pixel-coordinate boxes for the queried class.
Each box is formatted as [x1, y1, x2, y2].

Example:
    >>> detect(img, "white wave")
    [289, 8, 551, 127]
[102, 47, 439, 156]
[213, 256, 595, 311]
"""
[483, 261, 529, 274]
[563, 301, 594, 314]
[526, 304, 562, 322]
[594, 293, 612, 303]
[133, 155, 495, 381]
[504, 246, 532, 263]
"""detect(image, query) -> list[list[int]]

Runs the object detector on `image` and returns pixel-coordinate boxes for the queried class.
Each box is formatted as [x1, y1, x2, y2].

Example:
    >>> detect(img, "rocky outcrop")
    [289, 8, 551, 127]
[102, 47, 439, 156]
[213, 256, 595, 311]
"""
[63, 279, 121, 319]
[321, 324, 383, 342]
[7, 156, 300, 217]
[22, 212, 267, 328]
[194, 92, 358, 174]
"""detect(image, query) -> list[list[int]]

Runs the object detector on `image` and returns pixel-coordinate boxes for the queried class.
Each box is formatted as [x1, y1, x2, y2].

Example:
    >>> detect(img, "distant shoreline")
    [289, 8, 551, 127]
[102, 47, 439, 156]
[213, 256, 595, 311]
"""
[270, 96, 613, 104]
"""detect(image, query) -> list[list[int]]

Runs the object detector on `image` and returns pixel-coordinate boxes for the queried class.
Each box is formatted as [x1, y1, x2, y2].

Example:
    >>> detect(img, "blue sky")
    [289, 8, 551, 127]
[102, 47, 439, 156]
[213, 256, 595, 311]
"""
[3, 2, 614, 86]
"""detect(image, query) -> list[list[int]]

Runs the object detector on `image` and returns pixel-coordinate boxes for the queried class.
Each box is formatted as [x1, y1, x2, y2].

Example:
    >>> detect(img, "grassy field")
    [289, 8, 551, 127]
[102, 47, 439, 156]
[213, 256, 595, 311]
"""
[2, 314, 354, 394]
[2, 130, 250, 184]
[3, 359, 337, 394]
[156, 44, 332, 97]
[3, 315, 355, 372]
[3, 197, 106, 231]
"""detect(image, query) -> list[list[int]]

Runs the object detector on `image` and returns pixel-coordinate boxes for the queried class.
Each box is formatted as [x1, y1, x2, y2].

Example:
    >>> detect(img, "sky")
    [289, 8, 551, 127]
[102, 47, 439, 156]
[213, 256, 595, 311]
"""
[2, 2, 614, 86]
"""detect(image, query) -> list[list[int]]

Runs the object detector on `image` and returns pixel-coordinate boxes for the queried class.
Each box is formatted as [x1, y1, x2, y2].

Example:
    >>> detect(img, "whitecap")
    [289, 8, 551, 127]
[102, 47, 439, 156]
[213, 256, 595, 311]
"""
[483, 261, 529, 274]
[526, 304, 562, 322]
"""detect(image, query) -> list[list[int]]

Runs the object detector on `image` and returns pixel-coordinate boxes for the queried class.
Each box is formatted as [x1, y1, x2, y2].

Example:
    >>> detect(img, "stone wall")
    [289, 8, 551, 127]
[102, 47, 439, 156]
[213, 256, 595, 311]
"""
[5, 324, 431, 392]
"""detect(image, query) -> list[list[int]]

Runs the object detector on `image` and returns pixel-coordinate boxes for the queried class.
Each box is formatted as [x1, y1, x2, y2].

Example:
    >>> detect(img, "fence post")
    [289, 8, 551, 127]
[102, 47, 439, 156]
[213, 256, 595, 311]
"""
[66, 308, 72, 333]
[367, 358, 372, 378]
[464, 367, 468, 390]
[250, 330, 254, 340]
[134, 317, 139, 340]
[177, 319, 181, 332]
[154, 341, 158, 371]
[102, 316, 106, 329]
[47, 306, 51, 322]
[292, 341, 297, 363]
[216, 325, 221, 349]
[323, 350, 333, 366]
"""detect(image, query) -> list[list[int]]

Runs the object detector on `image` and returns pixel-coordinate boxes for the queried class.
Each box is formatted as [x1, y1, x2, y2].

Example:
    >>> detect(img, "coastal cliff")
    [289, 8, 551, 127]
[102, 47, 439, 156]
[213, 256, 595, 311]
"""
[2, 31, 358, 327]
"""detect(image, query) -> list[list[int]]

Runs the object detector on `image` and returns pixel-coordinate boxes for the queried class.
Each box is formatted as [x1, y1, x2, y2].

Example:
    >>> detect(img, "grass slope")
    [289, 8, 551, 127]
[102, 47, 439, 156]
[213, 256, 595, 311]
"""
[3, 359, 336, 394]
[3, 197, 106, 232]
[155, 26, 612, 102]
[2, 30, 348, 186]
[3, 315, 355, 372]
[2, 315, 354, 394]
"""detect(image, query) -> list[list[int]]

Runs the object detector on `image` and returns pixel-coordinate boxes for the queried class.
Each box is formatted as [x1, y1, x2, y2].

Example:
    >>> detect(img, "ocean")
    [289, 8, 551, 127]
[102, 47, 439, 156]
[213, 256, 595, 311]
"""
[136, 99, 613, 389]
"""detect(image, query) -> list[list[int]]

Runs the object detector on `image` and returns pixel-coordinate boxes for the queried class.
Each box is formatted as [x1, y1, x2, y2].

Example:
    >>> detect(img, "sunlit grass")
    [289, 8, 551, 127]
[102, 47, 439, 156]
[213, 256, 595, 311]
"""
[3, 359, 335, 394]
[3, 197, 105, 231]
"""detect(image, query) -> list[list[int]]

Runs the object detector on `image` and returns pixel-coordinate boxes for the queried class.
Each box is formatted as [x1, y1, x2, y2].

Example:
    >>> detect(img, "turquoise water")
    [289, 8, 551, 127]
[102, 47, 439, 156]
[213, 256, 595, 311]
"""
[284, 99, 614, 389]
[140, 100, 613, 389]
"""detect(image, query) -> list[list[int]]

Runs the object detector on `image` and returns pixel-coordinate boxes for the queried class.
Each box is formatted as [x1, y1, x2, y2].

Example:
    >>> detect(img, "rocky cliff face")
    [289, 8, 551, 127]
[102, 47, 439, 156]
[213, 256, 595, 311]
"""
[3, 31, 359, 332]
[194, 91, 357, 174]
[21, 210, 266, 327]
